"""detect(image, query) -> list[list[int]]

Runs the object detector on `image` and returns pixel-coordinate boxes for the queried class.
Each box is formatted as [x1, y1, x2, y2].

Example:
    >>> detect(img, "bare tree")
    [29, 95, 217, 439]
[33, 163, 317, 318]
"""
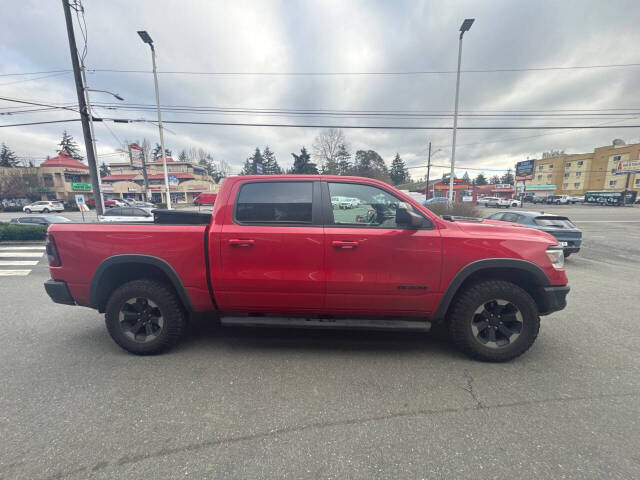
[312, 129, 348, 173]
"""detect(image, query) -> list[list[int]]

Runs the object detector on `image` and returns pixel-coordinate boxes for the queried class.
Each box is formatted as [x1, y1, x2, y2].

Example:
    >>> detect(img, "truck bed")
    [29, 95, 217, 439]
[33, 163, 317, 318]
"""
[48, 222, 215, 311]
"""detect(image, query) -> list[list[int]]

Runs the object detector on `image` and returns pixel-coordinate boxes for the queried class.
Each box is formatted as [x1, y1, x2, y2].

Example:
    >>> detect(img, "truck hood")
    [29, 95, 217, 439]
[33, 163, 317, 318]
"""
[454, 218, 558, 244]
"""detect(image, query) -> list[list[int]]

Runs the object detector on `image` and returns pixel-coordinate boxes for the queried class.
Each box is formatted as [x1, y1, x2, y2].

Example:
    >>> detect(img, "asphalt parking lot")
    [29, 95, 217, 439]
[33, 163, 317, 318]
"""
[1, 204, 639, 479]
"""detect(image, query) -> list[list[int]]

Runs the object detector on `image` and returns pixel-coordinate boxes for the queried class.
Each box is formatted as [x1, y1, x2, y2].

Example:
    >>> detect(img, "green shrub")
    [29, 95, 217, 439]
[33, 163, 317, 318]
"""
[424, 202, 482, 218]
[0, 222, 47, 241]
[1, 206, 23, 212]
[156, 203, 167, 209]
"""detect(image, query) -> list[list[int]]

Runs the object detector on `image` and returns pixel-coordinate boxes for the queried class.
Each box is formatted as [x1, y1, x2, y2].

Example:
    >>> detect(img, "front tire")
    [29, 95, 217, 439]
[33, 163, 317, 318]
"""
[24, 208, 31, 214]
[448, 280, 540, 362]
[43, 208, 50, 213]
[105, 279, 187, 355]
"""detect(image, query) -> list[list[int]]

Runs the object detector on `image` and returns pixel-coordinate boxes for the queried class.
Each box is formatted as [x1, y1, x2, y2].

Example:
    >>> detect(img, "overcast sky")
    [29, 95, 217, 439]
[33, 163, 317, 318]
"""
[2, 0, 640, 180]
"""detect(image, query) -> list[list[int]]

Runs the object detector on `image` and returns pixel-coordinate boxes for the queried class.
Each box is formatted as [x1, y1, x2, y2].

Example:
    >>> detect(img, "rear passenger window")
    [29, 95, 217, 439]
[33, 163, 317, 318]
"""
[235, 182, 313, 224]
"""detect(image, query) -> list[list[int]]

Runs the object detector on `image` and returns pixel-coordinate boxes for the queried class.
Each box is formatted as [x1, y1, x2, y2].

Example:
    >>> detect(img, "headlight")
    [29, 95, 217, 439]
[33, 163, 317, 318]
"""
[546, 247, 565, 269]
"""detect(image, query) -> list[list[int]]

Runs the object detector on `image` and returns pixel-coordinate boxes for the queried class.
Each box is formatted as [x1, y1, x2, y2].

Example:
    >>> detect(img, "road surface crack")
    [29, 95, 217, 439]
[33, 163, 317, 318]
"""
[462, 369, 484, 409]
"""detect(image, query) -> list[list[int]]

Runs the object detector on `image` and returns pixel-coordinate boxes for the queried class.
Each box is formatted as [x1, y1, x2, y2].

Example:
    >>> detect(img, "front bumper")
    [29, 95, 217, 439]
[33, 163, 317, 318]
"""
[44, 279, 76, 305]
[538, 285, 570, 315]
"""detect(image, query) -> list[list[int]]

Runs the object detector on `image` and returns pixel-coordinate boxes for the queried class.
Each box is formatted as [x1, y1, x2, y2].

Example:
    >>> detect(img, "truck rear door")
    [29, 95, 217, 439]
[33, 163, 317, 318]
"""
[214, 180, 325, 314]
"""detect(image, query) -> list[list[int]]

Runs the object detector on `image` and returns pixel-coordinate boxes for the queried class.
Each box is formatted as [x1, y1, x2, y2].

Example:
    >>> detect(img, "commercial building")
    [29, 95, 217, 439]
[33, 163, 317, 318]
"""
[101, 157, 218, 204]
[520, 140, 640, 198]
[0, 151, 93, 203]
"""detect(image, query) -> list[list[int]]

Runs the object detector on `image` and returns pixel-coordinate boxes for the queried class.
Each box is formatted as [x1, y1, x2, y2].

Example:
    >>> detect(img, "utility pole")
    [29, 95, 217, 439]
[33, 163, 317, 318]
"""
[61, 0, 103, 216]
[426, 141, 432, 200]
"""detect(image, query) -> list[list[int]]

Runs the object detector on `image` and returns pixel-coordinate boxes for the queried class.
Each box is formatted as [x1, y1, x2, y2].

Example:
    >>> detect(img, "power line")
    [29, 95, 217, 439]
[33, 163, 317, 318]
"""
[131, 119, 640, 130]
[0, 118, 81, 128]
[0, 71, 71, 87]
[86, 62, 640, 76]
[5, 61, 640, 78]
[0, 96, 78, 113]
[0, 70, 72, 77]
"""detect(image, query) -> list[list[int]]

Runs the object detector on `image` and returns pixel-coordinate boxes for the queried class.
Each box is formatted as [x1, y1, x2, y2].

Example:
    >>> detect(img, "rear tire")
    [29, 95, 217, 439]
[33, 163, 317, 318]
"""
[105, 279, 187, 355]
[43, 208, 50, 213]
[448, 280, 540, 362]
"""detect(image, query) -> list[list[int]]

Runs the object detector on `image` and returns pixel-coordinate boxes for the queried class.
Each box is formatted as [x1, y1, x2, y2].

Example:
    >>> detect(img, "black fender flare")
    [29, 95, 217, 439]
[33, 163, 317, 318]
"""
[89, 254, 195, 312]
[433, 258, 551, 321]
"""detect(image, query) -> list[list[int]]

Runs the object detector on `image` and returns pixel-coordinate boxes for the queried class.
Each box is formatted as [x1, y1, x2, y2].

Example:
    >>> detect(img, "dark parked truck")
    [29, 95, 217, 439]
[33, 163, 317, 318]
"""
[44, 175, 569, 362]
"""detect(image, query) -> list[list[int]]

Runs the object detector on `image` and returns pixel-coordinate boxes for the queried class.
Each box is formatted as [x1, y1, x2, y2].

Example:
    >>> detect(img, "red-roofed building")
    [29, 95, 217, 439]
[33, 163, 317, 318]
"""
[31, 151, 94, 202]
[40, 151, 89, 170]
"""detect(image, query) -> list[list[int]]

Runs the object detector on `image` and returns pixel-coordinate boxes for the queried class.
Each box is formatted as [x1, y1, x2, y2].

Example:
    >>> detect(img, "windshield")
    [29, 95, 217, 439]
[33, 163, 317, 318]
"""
[534, 217, 576, 228]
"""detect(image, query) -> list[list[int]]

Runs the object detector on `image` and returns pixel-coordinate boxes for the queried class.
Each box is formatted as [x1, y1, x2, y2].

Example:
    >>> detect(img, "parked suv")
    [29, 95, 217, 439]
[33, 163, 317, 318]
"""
[23, 201, 64, 214]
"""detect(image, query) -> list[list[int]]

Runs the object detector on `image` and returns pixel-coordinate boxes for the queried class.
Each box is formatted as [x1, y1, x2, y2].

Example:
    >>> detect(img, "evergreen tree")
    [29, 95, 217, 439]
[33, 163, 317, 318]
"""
[58, 130, 83, 161]
[288, 147, 318, 174]
[152, 143, 172, 160]
[198, 154, 216, 177]
[352, 150, 390, 182]
[474, 173, 488, 185]
[489, 174, 501, 184]
[240, 158, 253, 175]
[500, 169, 514, 185]
[178, 149, 188, 162]
[389, 153, 409, 185]
[99, 162, 110, 177]
[462, 171, 471, 184]
[335, 143, 351, 175]
[240, 148, 265, 175]
[0, 143, 19, 167]
[262, 146, 283, 174]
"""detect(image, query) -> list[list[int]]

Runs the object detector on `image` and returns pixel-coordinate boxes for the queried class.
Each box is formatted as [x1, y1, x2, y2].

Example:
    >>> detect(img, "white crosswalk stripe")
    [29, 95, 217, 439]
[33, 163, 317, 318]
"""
[0, 245, 45, 276]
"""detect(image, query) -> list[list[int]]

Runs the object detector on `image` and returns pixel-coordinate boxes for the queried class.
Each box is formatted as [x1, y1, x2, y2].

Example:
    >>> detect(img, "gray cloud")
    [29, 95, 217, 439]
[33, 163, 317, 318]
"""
[2, 0, 640, 179]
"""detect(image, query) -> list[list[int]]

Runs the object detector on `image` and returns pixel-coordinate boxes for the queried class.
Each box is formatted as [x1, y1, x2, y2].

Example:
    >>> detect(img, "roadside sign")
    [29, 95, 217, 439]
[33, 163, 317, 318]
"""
[515, 160, 534, 181]
[75, 194, 85, 205]
[168, 174, 179, 185]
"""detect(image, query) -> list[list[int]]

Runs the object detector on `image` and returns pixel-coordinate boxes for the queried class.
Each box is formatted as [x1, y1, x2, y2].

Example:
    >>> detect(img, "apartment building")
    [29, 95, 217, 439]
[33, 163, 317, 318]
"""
[522, 140, 640, 197]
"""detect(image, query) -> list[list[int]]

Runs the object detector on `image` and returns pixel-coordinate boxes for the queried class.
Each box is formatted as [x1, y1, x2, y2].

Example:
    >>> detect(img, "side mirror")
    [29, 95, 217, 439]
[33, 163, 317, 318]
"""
[396, 207, 424, 229]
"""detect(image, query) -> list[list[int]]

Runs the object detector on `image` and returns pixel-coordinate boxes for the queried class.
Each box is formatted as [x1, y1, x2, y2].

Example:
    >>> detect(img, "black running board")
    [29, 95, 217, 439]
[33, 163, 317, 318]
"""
[219, 316, 431, 332]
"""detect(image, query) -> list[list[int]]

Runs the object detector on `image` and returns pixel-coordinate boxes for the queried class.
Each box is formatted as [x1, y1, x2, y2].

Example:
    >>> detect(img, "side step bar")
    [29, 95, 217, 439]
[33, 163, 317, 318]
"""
[219, 316, 431, 332]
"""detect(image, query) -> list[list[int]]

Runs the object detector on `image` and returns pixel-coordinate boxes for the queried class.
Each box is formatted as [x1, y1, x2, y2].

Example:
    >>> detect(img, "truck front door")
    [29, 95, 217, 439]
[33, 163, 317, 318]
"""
[323, 181, 442, 317]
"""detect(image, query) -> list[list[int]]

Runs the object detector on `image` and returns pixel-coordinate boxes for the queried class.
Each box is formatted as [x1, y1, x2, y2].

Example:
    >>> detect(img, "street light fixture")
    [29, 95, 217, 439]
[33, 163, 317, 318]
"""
[448, 18, 474, 205]
[138, 30, 172, 209]
[87, 89, 124, 101]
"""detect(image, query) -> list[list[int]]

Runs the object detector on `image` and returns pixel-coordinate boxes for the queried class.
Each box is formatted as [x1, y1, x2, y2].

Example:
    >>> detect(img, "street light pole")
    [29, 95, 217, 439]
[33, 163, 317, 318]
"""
[448, 18, 474, 205]
[426, 141, 431, 201]
[138, 30, 171, 209]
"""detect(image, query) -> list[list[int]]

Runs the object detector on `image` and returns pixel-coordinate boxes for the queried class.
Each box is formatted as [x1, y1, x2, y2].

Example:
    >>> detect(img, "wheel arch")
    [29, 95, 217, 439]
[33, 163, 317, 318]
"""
[89, 254, 195, 313]
[433, 259, 551, 322]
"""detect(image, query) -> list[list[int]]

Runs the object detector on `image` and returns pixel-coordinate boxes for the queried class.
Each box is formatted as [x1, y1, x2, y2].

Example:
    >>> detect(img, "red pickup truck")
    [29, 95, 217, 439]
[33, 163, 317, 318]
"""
[44, 175, 569, 362]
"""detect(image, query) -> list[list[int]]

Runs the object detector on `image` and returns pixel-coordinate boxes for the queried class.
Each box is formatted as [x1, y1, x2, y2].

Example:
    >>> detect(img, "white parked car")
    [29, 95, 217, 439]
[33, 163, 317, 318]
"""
[98, 207, 154, 222]
[486, 197, 511, 208]
[23, 201, 64, 214]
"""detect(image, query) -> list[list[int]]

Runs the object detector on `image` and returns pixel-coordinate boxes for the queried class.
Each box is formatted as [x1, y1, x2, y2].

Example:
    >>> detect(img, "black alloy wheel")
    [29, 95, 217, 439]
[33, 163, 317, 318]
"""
[118, 297, 164, 343]
[470, 299, 523, 349]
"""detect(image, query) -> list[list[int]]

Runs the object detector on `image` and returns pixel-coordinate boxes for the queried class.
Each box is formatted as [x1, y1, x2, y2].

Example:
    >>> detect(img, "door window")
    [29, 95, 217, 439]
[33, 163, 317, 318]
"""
[235, 182, 313, 225]
[327, 182, 430, 228]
